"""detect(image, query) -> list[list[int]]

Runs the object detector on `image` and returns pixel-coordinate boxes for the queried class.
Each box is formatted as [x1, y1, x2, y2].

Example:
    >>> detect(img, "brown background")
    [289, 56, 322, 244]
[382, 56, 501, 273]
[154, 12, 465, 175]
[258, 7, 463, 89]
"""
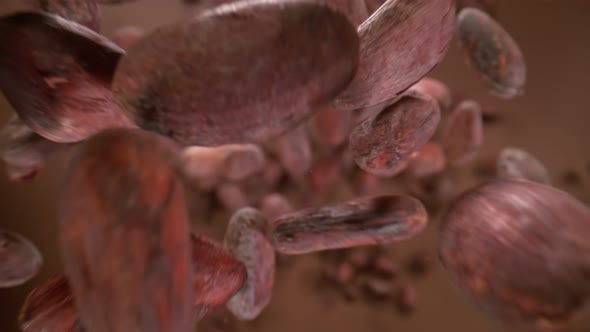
[0, 1, 589, 331]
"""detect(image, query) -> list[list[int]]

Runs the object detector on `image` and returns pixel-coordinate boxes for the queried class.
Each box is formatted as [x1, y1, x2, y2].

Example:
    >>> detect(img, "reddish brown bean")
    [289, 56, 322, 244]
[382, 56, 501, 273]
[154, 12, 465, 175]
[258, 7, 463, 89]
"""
[215, 183, 250, 213]
[497, 147, 551, 185]
[275, 125, 313, 182]
[309, 157, 343, 193]
[182, 144, 266, 190]
[441, 100, 483, 166]
[353, 170, 380, 195]
[311, 107, 353, 150]
[334, 0, 455, 110]
[191, 234, 248, 320]
[269, 195, 428, 254]
[405, 142, 446, 178]
[318, 0, 369, 27]
[19, 274, 77, 332]
[0, 230, 43, 288]
[112, 1, 359, 146]
[408, 77, 453, 112]
[349, 91, 441, 177]
[395, 284, 417, 314]
[0, 12, 134, 143]
[0, 116, 70, 181]
[260, 193, 293, 224]
[59, 128, 194, 332]
[20, 236, 248, 330]
[372, 255, 399, 277]
[224, 208, 275, 320]
[34, 0, 101, 31]
[112, 26, 145, 50]
[439, 180, 590, 328]
[457, 8, 526, 98]
[407, 251, 431, 278]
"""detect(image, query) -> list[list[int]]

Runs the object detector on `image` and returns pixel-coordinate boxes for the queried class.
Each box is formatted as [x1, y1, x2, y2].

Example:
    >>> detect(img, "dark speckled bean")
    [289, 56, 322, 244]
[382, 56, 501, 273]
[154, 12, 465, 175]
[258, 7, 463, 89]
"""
[269, 195, 428, 255]
[349, 91, 441, 177]
[457, 8, 526, 98]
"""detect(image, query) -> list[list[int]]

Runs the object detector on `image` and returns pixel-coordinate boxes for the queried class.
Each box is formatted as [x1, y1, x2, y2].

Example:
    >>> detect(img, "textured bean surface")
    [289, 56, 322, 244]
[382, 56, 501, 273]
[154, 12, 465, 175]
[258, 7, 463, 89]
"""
[224, 208, 275, 320]
[191, 234, 247, 320]
[59, 129, 194, 332]
[0, 12, 133, 143]
[0, 115, 70, 181]
[113, 0, 359, 146]
[441, 100, 483, 166]
[19, 274, 77, 332]
[439, 180, 590, 328]
[334, 0, 455, 110]
[269, 195, 428, 254]
[0, 230, 43, 288]
[457, 8, 526, 98]
[350, 91, 441, 177]
[35, 0, 101, 31]
[497, 147, 551, 185]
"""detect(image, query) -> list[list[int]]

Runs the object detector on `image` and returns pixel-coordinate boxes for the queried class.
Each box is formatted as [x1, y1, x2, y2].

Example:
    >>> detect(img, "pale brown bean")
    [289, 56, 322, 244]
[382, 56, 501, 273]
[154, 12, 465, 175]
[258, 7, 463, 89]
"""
[0, 230, 43, 288]
[182, 144, 266, 190]
[224, 208, 275, 320]
[497, 147, 551, 185]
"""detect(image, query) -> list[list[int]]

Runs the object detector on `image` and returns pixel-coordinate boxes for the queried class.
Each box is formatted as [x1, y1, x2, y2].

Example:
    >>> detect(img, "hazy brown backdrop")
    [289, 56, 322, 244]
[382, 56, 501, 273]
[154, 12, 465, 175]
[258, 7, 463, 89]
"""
[0, 1, 589, 331]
